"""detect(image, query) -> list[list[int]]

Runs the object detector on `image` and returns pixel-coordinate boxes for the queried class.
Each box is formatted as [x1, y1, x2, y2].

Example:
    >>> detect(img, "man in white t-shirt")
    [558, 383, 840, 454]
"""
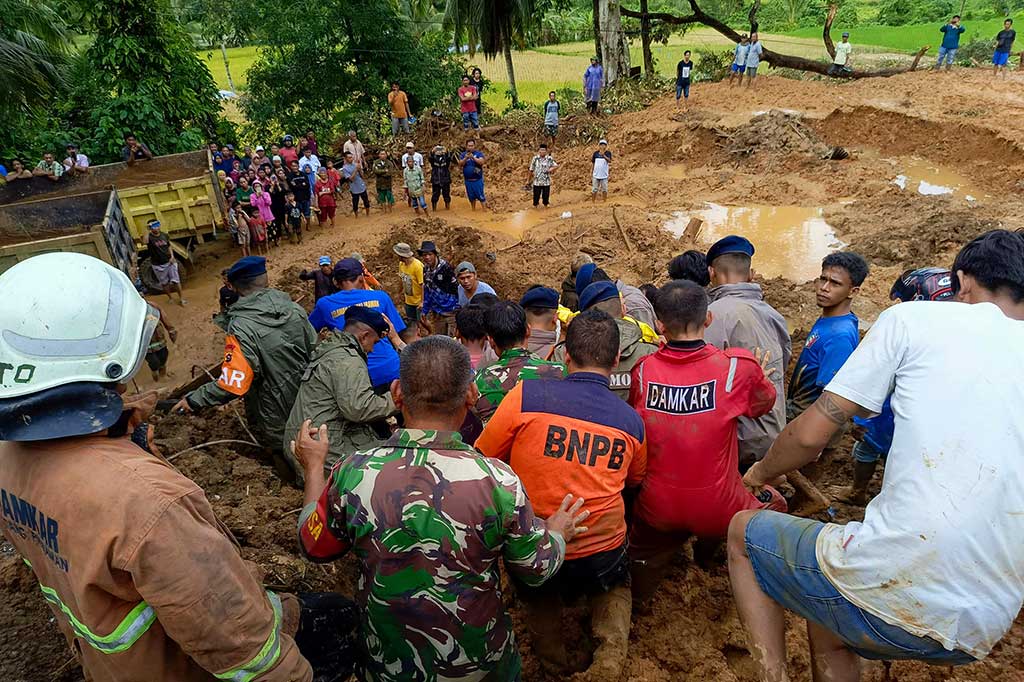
[590, 139, 611, 203]
[727, 229, 1024, 680]
[342, 130, 367, 170]
[402, 141, 424, 169]
[829, 32, 853, 77]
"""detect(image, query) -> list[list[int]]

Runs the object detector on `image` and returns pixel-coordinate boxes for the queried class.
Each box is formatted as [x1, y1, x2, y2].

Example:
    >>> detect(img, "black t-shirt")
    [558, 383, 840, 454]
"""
[996, 29, 1016, 52]
[147, 232, 172, 265]
[676, 59, 694, 82]
[288, 172, 310, 199]
[429, 152, 454, 185]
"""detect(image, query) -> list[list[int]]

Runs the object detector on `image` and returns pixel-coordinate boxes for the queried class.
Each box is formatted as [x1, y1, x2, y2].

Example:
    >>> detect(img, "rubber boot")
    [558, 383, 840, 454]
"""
[835, 459, 877, 506]
[522, 595, 568, 673]
[583, 585, 631, 681]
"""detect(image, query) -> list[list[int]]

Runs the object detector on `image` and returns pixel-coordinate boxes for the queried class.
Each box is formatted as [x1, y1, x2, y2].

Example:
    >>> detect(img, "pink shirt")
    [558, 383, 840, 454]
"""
[250, 190, 275, 223]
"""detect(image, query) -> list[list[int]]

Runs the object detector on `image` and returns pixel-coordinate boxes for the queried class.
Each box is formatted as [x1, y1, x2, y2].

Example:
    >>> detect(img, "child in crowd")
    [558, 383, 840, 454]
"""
[284, 191, 303, 245]
[247, 207, 268, 256]
[403, 156, 429, 215]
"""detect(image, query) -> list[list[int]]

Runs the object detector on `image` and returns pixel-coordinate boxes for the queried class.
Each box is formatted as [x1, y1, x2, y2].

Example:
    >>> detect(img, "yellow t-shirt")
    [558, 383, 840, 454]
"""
[388, 90, 410, 119]
[399, 258, 424, 306]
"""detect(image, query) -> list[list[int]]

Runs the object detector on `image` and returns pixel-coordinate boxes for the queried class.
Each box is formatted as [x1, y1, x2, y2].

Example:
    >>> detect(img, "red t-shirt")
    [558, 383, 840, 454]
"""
[279, 146, 299, 167]
[458, 86, 478, 113]
[629, 343, 776, 537]
[315, 179, 336, 207]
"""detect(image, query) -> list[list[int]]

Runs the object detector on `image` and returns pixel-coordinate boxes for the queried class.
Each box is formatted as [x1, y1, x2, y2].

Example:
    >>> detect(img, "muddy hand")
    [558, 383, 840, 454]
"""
[545, 494, 590, 543]
[754, 347, 776, 380]
[291, 420, 329, 474]
[742, 461, 768, 496]
[171, 397, 192, 415]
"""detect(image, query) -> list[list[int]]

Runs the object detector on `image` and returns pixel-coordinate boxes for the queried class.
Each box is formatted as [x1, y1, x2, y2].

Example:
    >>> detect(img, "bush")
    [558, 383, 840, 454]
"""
[799, 0, 860, 27]
[694, 50, 734, 82]
[955, 36, 997, 64]
[876, 0, 915, 25]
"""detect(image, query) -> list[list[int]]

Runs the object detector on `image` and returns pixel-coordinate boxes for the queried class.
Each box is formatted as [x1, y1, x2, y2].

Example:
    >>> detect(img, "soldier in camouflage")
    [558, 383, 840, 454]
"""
[474, 300, 565, 423]
[282, 307, 399, 483]
[293, 336, 589, 682]
[553, 281, 658, 400]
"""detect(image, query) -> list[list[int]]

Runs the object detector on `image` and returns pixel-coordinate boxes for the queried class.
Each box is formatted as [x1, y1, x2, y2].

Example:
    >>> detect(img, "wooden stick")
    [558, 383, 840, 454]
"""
[551, 234, 568, 253]
[788, 470, 831, 513]
[167, 439, 261, 462]
[611, 207, 634, 254]
[681, 217, 703, 242]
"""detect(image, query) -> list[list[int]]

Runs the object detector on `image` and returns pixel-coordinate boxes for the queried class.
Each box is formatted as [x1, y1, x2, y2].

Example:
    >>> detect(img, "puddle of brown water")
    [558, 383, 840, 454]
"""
[664, 203, 841, 282]
[891, 157, 988, 200]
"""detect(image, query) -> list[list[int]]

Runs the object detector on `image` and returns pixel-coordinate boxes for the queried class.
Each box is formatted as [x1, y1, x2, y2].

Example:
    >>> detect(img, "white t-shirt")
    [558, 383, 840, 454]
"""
[833, 41, 852, 65]
[745, 41, 763, 68]
[817, 301, 1024, 659]
[298, 154, 321, 174]
[592, 151, 611, 180]
[402, 152, 423, 168]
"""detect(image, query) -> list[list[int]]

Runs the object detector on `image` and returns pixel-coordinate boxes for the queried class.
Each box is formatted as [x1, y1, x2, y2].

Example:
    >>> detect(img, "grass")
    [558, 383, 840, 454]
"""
[787, 19, 1009, 53]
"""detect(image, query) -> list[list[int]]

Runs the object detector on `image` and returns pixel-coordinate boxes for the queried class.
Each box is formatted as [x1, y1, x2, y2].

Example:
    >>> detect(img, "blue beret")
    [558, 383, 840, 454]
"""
[579, 281, 620, 310]
[226, 256, 267, 283]
[575, 262, 597, 297]
[706, 235, 755, 264]
[520, 286, 559, 309]
[344, 306, 389, 336]
[333, 258, 363, 280]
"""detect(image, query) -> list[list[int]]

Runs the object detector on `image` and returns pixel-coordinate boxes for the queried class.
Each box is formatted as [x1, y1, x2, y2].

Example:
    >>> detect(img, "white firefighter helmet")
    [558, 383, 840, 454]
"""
[0, 252, 157, 399]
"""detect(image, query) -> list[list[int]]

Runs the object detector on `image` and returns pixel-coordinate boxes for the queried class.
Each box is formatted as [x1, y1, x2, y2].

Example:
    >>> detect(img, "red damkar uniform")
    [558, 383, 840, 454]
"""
[0, 436, 310, 682]
[629, 341, 786, 543]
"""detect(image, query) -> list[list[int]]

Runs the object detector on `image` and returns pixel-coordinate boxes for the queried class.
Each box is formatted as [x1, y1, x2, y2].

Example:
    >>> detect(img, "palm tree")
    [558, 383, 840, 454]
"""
[0, 0, 68, 118]
[444, 0, 535, 108]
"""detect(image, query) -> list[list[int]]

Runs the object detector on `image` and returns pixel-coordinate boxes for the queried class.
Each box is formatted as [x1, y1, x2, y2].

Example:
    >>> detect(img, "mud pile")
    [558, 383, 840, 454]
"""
[715, 110, 829, 159]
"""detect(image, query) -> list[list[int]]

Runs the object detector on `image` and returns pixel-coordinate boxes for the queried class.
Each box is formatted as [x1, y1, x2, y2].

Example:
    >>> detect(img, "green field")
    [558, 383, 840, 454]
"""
[787, 18, 1008, 52]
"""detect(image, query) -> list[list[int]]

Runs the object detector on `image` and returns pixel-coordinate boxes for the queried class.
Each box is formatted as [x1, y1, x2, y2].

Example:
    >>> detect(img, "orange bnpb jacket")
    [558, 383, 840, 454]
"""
[476, 372, 646, 560]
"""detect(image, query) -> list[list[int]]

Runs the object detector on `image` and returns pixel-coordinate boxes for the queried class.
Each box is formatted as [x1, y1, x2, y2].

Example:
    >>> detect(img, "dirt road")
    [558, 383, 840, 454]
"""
[3, 68, 1022, 681]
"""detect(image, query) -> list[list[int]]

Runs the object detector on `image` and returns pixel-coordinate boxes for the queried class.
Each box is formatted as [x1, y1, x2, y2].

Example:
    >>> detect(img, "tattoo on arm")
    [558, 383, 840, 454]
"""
[813, 392, 854, 425]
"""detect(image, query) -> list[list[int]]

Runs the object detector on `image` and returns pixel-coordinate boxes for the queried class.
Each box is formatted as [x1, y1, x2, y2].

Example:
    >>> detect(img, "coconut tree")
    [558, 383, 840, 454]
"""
[0, 0, 68, 118]
[444, 0, 535, 108]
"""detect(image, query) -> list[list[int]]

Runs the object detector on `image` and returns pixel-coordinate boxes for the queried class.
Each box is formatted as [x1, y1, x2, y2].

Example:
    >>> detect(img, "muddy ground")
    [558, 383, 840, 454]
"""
[3, 69, 1024, 681]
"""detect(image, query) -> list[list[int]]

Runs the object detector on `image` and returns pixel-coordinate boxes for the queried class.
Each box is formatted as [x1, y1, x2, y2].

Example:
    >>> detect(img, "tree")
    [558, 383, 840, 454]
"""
[445, 0, 536, 107]
[622, 0, 930, 78]
[0, 0, 67, 124]
[599, 0, 632, 84]
[241, 0, 463, 140]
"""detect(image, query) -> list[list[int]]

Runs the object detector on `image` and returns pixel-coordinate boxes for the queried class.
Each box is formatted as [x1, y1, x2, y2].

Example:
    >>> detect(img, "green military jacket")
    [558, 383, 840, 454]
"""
[282, 330, 396, 482]
[473, 347, 565, 423]
[552, 317, 658, 400]
[187, 287, 316, 449]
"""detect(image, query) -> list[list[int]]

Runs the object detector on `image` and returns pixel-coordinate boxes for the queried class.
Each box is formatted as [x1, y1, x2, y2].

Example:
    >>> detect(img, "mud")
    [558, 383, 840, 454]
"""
[3, 69, 1024, 681]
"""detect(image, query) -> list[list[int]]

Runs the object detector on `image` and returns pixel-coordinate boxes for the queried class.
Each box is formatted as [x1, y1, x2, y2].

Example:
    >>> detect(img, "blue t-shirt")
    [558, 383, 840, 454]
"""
[787, 312, 859, 415]
[308, 289, 406, 386]
[854, 396, 894, 455]
[461, 151, 484, 182]
[0, 163, 7, 178]
[940, 23, 966, 50]
[457, 280, 496, 307]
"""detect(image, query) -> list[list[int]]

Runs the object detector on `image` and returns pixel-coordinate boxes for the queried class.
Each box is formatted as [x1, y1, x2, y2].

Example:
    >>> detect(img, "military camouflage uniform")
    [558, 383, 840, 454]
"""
[297, 429, 565, 682]
[552, 318, 658, 400]
[473, 347, 565, 422]
[282, 330, 397, 482]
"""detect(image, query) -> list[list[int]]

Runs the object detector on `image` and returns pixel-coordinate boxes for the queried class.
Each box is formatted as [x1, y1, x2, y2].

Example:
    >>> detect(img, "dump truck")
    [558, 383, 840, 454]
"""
[0, 150, 225, 265]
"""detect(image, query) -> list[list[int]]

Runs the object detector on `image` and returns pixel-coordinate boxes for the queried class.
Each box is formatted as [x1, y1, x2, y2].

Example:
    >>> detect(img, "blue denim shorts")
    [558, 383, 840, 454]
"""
[744, 511, 975, 664]
[852, 439, 885, 464]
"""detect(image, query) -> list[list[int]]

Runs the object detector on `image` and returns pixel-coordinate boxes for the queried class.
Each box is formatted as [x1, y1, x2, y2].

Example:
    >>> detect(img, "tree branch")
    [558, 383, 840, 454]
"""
[748, 0, 761, 34]
[823, 4, 837, 59]
[624, 0, 930, 79]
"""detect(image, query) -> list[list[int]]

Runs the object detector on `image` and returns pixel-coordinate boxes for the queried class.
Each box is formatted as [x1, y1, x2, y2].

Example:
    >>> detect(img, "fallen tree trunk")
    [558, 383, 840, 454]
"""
[622, 0, 929, 79]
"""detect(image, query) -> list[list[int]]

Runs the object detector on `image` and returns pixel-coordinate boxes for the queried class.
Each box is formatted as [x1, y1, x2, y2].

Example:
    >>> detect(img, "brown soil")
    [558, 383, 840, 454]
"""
[4, 68, 1024, 681]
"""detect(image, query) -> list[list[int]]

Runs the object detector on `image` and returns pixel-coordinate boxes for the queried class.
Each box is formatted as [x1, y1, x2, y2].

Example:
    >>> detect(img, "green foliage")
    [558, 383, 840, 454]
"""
[798, 0, 860, 28]
[693, 49, 734, 81]
[0, 0, 68, 150]
[240, 1, 464, 143]
[877, 0, 957, 25]
[955, 36, 998, 63]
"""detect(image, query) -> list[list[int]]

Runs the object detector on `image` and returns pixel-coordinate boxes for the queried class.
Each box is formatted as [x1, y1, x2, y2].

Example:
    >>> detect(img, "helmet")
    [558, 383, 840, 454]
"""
[0, 253, 158, 440]
[890, 267, 954, 302]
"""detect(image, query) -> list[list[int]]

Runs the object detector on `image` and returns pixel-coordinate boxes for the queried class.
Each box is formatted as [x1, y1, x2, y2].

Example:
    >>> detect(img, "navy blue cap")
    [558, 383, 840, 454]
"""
[706, 235, 755, 264]
[520, 286, 559, 309]
[344, 306, 390, 336]
[226, 256, 267, 283]
[418, 240, 438, 254]
[333, 257, 363, 280]
[575, 262, 597, 296]
[579, 281, 620, 310]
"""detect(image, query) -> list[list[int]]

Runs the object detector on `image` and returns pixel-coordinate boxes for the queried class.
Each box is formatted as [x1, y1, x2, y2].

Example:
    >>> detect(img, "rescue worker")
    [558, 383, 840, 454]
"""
[283, 307, 399, 483]
[554, 281, 659, 399]
[473, 301, 565, 423]
[293, 335, 588, 682]
[576, 261, 657, 329]
[476, 310, 647, 681]
[521, 285, 561, 360]
[298, 256, 337, 302]
[173, 256, 316, 464]
[0, 253, 316, 681]
[418, 241, 460, 336]
[704, 235, 791, 469]
[628, 281, 786, 603]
